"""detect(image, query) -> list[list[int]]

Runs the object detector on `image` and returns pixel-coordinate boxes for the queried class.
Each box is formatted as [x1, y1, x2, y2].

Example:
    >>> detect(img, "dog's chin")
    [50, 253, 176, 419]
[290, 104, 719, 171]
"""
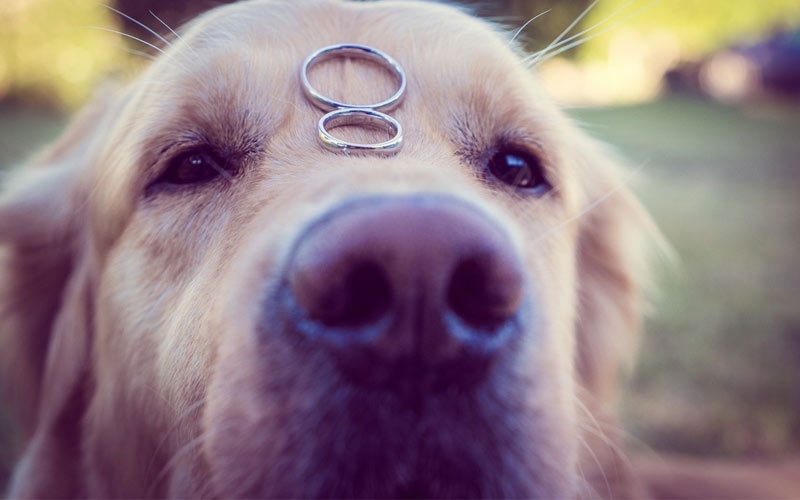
[205, 350, 574, 499]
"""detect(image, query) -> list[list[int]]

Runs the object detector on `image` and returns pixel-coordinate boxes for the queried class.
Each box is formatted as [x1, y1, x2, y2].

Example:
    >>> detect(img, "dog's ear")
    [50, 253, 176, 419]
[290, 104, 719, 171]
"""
[0, 84, 125, 497]
[564, 132, 665, 498]
[0, 81, 126, 246]
[570, 133, 661, 410]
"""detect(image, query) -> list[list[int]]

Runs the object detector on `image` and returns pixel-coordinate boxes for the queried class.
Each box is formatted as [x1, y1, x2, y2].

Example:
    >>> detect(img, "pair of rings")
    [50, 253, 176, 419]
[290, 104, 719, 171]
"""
[300, 44, 406, 154]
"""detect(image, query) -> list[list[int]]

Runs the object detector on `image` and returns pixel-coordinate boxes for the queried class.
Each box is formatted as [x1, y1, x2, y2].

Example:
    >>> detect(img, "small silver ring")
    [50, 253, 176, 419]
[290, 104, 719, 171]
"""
[318, 108, 403, 154]
[301, 43, 407, 112]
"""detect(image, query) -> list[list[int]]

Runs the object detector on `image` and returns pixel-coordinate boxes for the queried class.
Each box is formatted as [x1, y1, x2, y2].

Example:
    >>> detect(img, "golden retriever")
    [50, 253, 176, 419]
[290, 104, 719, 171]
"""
[1, 0, 796, 498]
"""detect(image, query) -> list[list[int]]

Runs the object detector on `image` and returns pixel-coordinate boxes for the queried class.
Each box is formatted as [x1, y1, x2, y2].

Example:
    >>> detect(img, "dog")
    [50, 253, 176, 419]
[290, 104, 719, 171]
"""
[4, 0, 787, 498]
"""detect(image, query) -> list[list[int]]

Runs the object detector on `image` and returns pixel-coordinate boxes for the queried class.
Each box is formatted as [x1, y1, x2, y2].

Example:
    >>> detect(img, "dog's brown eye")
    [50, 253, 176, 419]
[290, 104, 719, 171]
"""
[160, 150, 231, 186]
[487, 150, 549, 192]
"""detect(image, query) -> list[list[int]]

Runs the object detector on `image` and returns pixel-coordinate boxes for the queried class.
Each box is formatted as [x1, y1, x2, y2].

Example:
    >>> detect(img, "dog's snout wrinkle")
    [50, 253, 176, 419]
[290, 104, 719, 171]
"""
[283, 195, 525, 392]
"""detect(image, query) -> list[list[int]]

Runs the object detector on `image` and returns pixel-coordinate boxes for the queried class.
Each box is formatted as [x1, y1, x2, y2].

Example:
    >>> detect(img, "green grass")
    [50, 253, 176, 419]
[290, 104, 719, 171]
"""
[0, 96, 798, 486]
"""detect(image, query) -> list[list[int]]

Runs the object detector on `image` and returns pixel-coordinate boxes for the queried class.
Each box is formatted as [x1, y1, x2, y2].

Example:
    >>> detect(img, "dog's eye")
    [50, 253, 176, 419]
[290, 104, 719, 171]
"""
[487, 149, 549, 192]
[159, 150, 232, 186]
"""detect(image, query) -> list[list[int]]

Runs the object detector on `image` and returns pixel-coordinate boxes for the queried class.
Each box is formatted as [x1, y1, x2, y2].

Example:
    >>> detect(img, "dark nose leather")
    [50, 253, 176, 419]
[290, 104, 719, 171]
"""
[284, 195, 526, 392]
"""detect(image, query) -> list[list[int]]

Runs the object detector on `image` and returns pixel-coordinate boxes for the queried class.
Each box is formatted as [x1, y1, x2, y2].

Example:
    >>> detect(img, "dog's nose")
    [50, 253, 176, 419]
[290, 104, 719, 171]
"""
[284, 195, 525, 390]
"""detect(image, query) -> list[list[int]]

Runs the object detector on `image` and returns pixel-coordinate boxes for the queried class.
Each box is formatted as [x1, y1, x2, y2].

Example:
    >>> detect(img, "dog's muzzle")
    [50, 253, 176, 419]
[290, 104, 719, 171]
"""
[278, 194, 527, 395]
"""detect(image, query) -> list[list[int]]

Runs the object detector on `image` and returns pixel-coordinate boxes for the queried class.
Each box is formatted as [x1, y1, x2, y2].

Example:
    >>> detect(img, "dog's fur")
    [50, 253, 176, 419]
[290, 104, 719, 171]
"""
[1, 0, 796, 498]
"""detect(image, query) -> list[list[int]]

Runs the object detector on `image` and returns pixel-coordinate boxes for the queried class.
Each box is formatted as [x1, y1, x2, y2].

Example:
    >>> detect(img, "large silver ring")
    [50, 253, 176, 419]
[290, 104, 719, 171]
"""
[318, 108, 403, 154]
[301, 43, 407, 112]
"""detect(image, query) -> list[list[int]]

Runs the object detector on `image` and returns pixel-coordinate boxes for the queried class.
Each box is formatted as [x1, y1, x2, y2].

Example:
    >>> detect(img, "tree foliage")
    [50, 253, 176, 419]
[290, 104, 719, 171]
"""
[581, 0, 800, 59]
[0, 0, 122, 109]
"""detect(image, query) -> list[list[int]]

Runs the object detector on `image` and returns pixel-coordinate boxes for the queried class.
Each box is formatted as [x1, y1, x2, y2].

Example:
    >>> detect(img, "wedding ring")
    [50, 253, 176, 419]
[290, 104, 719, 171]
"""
[301, 43, 407, 112]
[318, 108, 403, 154]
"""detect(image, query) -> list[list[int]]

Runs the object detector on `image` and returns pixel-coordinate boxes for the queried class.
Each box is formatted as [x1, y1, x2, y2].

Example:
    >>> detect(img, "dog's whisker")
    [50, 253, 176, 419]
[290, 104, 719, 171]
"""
[210, 162, 235, 182]
[577, 393, 663, 461]
[577, 420, 636, 487]
[144, 398, 207, 485]
[104, 5, 172, 49]
[508, 9, 552, 45]
[533, 160, 649, 246]
[576, 419, 629, 466]
[145, 423, 233, 498]
[573, 457, 601, 500]
[524, 0, 634, 66]
[527, 0, 602, 67]
[147, 419, 244, 498]
[578, 434, 613, 500]
[123, 47, 159, 62]
[573, 395, 633, 472]
[150, 10, 201, 61]
[529, 0, 663, 66]
[82, 26, 167, 55]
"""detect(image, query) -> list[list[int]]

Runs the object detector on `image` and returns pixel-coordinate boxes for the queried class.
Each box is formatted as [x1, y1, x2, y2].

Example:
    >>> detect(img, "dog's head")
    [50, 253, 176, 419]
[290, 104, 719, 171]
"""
[0, 0, 654, 497]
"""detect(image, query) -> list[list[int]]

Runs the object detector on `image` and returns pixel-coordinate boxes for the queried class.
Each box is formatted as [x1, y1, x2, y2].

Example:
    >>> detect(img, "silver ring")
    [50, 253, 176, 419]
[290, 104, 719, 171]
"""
[301, 43, 407, 112]
[318, 108, 403, 154]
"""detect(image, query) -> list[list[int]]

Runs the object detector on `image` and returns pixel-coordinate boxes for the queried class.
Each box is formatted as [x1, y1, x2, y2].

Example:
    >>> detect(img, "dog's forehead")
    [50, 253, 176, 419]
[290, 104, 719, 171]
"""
[192, 0, 511, 54]
[136, 0, 552, 154]
[174, 0, 528, 96]
[115, 0, 576, 192]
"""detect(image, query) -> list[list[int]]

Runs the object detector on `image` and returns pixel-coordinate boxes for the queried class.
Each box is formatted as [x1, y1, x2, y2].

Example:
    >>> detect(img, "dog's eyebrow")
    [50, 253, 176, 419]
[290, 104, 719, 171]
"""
[145, 132, 209, 171]
[143, 125, 269, 187]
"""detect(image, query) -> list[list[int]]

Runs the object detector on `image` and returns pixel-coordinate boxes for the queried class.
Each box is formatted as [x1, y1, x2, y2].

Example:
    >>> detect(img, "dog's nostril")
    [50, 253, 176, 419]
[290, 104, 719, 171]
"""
[326, 261, 392, 328]
[290, 256, 392, 329]
[447, 256, 523, 332]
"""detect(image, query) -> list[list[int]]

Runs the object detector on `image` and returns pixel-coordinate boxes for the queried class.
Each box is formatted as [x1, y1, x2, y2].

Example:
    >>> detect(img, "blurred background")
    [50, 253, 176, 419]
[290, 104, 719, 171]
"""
[1, 0, 799, 489]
